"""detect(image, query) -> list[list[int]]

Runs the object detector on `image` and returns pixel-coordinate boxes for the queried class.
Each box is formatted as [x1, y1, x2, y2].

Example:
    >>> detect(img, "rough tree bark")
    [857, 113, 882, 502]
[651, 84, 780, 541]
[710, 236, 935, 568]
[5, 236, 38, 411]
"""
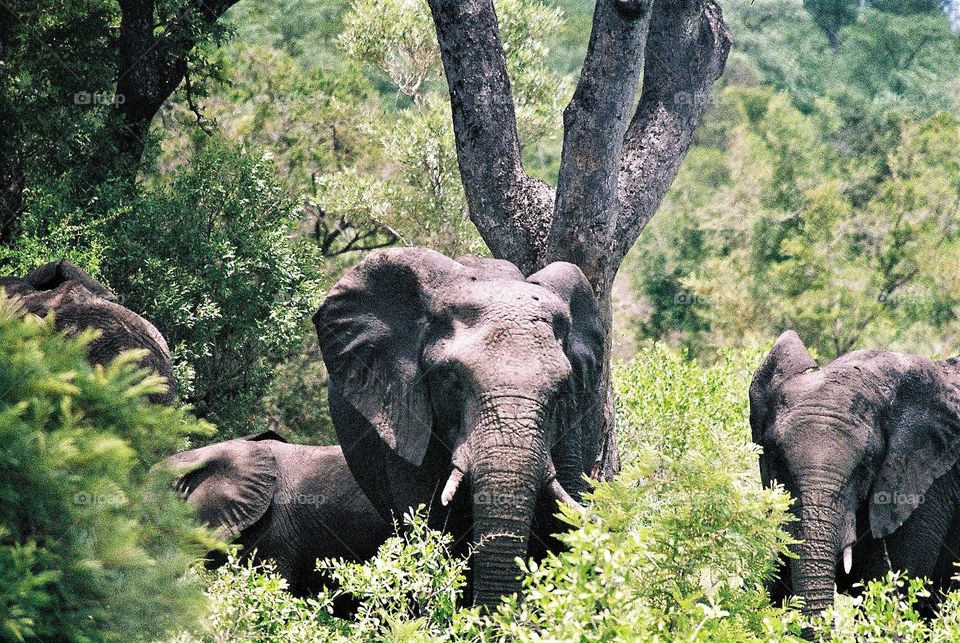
[0, 4, 23, 243]
[427, 0, 731, 477]
[115, 0, 241, 166]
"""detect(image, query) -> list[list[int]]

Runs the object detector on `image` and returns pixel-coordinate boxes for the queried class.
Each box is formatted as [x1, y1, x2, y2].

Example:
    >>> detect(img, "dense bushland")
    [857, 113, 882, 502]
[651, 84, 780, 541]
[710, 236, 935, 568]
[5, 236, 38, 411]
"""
[173, 346, 960, 641]
[0, 300, 219, 641]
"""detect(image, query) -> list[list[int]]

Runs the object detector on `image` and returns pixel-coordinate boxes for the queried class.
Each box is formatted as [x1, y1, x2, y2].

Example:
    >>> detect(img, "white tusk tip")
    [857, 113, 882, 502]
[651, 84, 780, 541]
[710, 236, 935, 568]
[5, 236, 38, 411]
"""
[843, 546, 853, 574]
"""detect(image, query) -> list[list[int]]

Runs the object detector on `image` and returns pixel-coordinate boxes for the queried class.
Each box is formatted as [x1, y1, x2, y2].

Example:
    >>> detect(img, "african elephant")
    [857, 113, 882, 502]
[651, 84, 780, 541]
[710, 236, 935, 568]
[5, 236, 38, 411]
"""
[0, 259, 174, 404]
[750, 330, 960, 617]
[163, 431, 390, 596]
[313, 248, 605, 607]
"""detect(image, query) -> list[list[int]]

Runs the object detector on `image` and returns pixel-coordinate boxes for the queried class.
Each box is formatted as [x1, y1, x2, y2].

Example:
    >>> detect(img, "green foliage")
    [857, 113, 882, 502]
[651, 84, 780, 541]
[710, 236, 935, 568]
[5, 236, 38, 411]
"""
[319, 507, 477, 641]
[180, 509, 477, 642]
[0, 298, 218, 641]
[103, 140, 324, 440]
[185, 347, 803, 641]
[181, 347, 960, 641]
[175, 556, 340, 642]
[632, 88, 960, 359]
[0, 0, 234, 264]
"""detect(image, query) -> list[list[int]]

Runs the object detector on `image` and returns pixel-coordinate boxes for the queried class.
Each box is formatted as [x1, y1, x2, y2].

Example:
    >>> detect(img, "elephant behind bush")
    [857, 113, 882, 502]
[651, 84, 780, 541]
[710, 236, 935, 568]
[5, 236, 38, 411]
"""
[314, 248, 604, 607]
[0, 259, 175, 404]
[752, 330, 960, 617]
[163, 431, 391, 596]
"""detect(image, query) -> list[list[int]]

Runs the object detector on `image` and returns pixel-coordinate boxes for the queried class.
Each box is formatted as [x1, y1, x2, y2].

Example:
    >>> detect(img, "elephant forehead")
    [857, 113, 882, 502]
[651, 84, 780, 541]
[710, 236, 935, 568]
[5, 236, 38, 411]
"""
[430, 279, 568, 322]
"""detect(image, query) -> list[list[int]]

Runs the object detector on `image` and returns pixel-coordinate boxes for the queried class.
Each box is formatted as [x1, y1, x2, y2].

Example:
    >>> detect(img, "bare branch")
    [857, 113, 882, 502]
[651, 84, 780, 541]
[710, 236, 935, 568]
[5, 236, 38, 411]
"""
[310, 206, 399, 257]
[548, 0, 654, 281]
[426, 0, 553, 275]
[614, 0, 731, 265]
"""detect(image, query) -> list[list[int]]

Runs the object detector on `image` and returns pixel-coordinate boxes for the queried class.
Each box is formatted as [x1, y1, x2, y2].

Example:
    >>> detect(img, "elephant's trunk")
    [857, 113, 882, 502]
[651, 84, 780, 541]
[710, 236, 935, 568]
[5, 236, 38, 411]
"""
[467, 395, 547, 609]
[792, 494, 842, 619]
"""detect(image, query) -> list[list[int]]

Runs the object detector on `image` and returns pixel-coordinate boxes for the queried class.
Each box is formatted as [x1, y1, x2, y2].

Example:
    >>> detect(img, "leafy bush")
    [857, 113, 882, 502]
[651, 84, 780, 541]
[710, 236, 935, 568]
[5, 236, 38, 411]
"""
[184, 345, 960, 641]
[0, 296, 218, 641]
[174, 556, 340, 642]
[103, 140, 325, 440]
[179, 509, 477, 642]
[186, 346, 801, 641]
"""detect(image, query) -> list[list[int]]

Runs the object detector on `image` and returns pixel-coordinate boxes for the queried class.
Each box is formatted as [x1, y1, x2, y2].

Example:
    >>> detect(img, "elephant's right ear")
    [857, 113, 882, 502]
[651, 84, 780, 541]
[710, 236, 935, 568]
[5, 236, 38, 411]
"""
[163, 439, 278, 537]
[314, 248, 462, 467]
[749, 331, 817, 446]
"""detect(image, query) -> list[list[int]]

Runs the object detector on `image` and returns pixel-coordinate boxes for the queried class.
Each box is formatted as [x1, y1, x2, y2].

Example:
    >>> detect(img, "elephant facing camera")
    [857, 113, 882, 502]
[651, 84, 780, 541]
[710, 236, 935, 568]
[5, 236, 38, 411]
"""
[751, 330, 960, 620]
[314, 248, 606, 608]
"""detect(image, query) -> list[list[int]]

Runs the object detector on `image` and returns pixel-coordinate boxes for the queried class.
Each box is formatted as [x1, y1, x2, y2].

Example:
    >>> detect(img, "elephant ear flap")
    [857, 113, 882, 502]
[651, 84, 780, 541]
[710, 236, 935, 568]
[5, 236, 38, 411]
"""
[749, 331, 817, 445]
[314, 248, 461, 467]
[164, 438, 278, 537]
[527, 263, 605, 459]
[25, 259, 119, 303]
[869, 366, 960, 538]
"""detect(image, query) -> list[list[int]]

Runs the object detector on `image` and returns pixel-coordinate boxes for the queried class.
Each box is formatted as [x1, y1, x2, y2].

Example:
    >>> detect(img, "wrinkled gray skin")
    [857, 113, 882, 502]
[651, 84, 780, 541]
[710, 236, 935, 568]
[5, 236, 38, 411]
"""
[0, 259, 174, 405]
[313, 248, 605, 608]
[163, 431, 390, 596]
[751, 330, 960, 619]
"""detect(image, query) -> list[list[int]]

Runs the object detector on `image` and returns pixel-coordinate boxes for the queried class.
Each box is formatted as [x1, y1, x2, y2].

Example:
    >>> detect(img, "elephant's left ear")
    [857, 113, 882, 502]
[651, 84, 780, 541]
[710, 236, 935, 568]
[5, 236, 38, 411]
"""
[869, 363, 960, 538]
[527, 262, 605, 463]
[25, 259, 119, 303]
[163, 438, 279, 538]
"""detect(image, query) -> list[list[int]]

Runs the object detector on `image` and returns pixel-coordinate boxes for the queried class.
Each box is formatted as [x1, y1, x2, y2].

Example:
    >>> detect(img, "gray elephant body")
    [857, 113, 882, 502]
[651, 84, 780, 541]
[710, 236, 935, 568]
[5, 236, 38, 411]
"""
[314, 248, 605, 607]
[1, 259, 174, 404]
[751, 331, 960, 616]
[165, 432, 390, 595]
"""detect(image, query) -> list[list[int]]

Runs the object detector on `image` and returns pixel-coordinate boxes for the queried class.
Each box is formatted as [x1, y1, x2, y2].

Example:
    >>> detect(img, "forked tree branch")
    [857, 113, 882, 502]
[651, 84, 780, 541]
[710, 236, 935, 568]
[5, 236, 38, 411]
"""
[547, 0, 654, 280]
[614, 0, 731, 265]
[116, 0, 240, 164]
[426, 0, 554, 275]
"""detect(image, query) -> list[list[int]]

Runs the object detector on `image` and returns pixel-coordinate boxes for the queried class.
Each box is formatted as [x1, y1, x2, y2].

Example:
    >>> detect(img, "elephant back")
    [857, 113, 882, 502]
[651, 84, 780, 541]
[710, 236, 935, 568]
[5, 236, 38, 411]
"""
[1, 260, 176, 404]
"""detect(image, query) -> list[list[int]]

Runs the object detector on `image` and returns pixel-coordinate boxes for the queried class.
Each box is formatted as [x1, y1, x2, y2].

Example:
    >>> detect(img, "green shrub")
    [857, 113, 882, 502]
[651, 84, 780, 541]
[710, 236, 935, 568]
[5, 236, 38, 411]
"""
[0, 296, 219, 641]
[318, 507, 477, 641]
[486, 344, 802, 640]
[177, 556, 340, 642]
[185, 345, 960, 641]
[180, 509, 477, 642]
[103, 140, 325, 440]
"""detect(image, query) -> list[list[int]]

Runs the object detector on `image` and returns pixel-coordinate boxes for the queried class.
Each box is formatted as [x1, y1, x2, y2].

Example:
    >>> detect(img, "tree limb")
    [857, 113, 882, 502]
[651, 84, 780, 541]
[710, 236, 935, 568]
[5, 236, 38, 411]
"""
[115, 0, 239, 164]
[0, 3, 23, 243]
[426, 0, 553, 275]
[614, 0, 731, 265]
[548, 0, 654, 282]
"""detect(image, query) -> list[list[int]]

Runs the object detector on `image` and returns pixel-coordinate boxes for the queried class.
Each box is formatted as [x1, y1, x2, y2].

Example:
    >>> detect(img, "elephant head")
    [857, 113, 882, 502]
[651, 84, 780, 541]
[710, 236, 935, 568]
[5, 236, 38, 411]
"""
[162, 431, 285, 539]
[750, 330, 960, 616]
[313, 248, 604, 607]
[0, 259, 175, 404]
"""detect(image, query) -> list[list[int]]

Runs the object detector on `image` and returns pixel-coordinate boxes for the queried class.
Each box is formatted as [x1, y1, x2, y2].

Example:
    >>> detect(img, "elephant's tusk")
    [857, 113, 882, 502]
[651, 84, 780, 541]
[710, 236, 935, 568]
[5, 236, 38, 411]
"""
[441, 467, 464, 506]
[843, 546, 853, 574]
[547, 478, 584, 513]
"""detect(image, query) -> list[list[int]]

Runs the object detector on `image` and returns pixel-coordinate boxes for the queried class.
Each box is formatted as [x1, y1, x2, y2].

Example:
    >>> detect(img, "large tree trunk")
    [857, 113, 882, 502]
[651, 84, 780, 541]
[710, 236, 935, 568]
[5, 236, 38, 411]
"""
[113, 0, 241, 170]
[428, 0, 732, 477]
